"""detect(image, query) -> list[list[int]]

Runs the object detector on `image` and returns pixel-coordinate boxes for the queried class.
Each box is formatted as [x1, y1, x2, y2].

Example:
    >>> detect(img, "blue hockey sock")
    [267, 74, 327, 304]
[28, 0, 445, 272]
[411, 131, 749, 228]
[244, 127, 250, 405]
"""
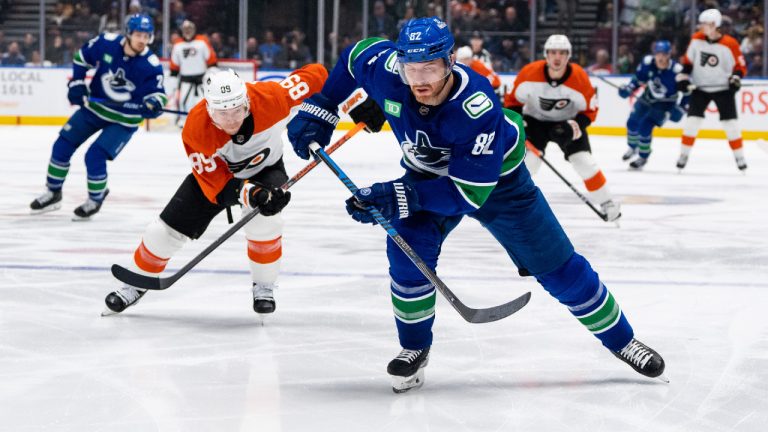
[84, 145, 109, 201]
[391, 279, 435, 350]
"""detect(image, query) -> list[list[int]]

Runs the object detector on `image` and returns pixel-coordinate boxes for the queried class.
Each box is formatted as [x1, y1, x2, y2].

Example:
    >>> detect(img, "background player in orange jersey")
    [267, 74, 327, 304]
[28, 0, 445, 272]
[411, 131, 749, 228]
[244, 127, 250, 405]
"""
[102, 67, 325, 316]
[676, 8, 748, 172]
[169, 20, 218, 127]
[504, 34, 621, 222]
[455, 45, 501, 90]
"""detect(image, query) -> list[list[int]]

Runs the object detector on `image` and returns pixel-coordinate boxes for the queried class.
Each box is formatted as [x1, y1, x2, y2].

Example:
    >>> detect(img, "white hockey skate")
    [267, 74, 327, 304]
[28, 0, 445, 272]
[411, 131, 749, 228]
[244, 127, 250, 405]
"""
[629, 157, 648, 170]
[252, 282, 276, 314]
[387, 347, 430, 393]
[72, 189, 109, 221]
[30, 190, 62, 214]
[600, 200, 622, 223]
[102, 284, 147, 316]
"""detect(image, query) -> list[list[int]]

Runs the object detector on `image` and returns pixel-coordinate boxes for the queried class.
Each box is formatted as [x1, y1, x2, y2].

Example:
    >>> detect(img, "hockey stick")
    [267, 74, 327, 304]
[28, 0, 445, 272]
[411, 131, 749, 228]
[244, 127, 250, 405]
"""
[592, 74, 623, 90]
[110, 122, 367, 290]
[308, 142, 531, 324]
[88, 97, 189, 116]
[525, 141, 609, 221]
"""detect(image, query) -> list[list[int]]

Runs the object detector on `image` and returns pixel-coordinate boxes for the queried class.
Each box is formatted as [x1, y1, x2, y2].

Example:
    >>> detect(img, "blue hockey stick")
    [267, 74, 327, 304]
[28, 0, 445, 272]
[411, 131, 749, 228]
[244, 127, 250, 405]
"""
[88, 97, 188, 116]
[308, 142, 531, 324]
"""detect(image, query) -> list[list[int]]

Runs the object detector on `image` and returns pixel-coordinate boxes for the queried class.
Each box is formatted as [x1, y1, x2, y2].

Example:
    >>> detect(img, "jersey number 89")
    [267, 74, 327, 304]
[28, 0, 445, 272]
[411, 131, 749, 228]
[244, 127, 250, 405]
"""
[280, 74, 310, 100]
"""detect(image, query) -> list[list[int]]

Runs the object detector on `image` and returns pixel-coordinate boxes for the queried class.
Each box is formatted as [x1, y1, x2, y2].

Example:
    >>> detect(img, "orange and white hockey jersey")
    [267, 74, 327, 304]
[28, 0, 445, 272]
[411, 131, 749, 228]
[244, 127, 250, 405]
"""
[467, 58, 501, 89]
[182, 64, 328, 204]
[170, 35, 218, 78]
[682, 31, 746, 93]
[504, 60, 598, 123]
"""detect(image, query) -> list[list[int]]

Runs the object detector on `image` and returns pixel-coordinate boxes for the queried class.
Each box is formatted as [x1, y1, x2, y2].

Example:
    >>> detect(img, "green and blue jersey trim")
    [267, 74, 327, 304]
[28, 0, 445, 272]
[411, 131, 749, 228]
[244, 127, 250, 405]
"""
[347, 37, 388, 78]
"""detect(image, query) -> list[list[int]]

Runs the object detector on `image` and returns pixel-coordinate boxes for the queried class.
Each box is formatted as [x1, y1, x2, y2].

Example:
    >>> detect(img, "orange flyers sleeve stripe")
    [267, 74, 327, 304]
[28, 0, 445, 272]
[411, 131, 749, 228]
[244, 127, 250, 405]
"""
[198, 35, 218, 65]
[721, 35, 747, 75]
[506, 61, 545, 108]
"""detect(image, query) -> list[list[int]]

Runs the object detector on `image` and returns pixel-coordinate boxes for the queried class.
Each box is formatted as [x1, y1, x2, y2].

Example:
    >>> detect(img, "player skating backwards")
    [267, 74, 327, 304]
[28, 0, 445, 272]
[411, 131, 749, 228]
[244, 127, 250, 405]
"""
[676, 8, 748, 172]
[287, 17, 667, 393]
[504, 35, 621, 222]
[619, 40, 690, 170]
[30, 14, 167, 220]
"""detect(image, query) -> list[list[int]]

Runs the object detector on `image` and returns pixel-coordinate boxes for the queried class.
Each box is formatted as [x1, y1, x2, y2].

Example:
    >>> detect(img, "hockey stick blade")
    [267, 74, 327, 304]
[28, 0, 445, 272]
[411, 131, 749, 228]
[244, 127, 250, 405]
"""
[309, 142, 531, 324]
[111, 123, 367, 290]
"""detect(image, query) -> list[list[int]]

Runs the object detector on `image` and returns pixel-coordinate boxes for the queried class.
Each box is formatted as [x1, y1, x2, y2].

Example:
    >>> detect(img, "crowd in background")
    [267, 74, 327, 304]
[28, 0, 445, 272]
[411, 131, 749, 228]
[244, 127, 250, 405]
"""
[0, 0, 765, 77]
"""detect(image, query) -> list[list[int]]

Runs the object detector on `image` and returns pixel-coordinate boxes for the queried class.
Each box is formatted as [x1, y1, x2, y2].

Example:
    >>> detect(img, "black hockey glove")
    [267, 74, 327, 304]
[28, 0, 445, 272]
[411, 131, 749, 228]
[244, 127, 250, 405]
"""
[349, 96, 386, 133]
[550, 120, 582, 144]
[675, 73, 692, 93]
[67, 79, 89, 106]
[729, 74, 742, 92]
[239, 182, 291, 216]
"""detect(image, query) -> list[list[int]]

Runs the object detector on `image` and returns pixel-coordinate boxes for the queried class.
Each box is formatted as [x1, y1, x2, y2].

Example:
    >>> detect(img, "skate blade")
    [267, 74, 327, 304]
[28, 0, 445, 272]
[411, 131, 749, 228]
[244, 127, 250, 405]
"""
[30, 203, 62, 215]
[100, 308, 120, 317]
[391, 368, 425, 394]
[656, 373, 670, 383]
[71, 214, 93, 222]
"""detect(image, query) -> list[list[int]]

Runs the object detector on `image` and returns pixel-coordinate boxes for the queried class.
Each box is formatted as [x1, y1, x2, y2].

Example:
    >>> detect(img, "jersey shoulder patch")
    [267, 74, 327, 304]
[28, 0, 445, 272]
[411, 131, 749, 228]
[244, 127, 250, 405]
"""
[147, 53, 161, 67]
[462, 91, 494, 119]
[642, 55, 653, 65]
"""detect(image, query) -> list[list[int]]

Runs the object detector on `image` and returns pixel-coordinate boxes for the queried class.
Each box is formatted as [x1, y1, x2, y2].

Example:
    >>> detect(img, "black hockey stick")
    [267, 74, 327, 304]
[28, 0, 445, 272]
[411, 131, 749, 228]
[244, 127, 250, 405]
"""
[525, 141, 609, 222]
[88, 97, 188, 115]
[308, 142, 531, 324]
[592, 74, 623, 90]
[111, 123, 367, 290]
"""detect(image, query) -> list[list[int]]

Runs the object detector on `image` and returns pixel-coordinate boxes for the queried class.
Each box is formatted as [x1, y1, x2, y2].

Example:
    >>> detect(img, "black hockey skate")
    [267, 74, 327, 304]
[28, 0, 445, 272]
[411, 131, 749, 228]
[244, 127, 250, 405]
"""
[735, 156, 747, 172]
[387, 347, 430, 393]
[252, 283, 276, 314]
[676, 154, 688, 171]
[629, 157, 648, 170]
[612, 338, 668, 382]
[30, 190, 62, 214]
[103, 284, 147, 316]
[621, 147, 637, 161]
[73, 189, 109, 221]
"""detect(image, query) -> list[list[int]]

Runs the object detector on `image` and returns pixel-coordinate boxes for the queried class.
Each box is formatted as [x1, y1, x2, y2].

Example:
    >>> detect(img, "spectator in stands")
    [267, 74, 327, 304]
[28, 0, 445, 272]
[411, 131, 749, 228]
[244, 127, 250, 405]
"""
[587, 48, 612, 74]
[513, 39, 531, 70]
[397, 5, 416, 31]
[596, 0, 613, 28]
[556, 0, 575, 33]
[1, 42, 27, 66]
[370, 0, 397, 38]
[99, 3, 121, 33]
[209, 32, 231, 59]
[246, 37, 260, 62]
[21, 33, 37, 61]
[60, 36, 77, 66]
[259, 30, 282, 69]
[469, 30, 492, 68]
[616, 44, 634, 73]
[276, 29, 312, 69]
[0, 0, 9, 24]
[0, 30, 8, 54]
[500, 6, 526, 33]
[25, 50, 52, 67]
[73, 2, 101, 37]
[46, 34, 66, 65]
[51, 1, 74, 27]
[171, 0, 187, 31]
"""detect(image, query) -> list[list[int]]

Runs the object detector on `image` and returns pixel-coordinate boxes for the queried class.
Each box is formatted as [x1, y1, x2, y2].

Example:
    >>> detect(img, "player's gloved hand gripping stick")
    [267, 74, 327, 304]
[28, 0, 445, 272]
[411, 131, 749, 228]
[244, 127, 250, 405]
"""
[308, 142, 531, 324]
[110, 122, 367, 290]
[89, 97, 189, 116]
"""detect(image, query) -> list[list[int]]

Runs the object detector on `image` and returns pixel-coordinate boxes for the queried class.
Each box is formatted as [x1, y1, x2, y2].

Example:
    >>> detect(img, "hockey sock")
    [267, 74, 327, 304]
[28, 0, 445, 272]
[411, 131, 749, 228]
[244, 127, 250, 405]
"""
[245, 211, 283, 284]
[133, 219, 188, 274]
[84, 145, 110, 201]
[45, 158, 70, 191]
[681, 116, 703, 154]
[638, 134, 652, 159]
[568, 151, 613, 204]
[391, 279, 435, 349]
[627, 130, 639, 150]
[87, 174, 108, 201]
[536, 253, 633, 351]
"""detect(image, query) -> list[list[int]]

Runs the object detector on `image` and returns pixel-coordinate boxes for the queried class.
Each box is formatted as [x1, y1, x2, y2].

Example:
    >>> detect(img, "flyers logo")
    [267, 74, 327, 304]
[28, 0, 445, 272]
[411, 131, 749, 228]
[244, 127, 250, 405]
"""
[538, 97, 571, 111]
[224, 148, 271, 173]
[700, 52, 719, 67]
[182, 47, 198, 58]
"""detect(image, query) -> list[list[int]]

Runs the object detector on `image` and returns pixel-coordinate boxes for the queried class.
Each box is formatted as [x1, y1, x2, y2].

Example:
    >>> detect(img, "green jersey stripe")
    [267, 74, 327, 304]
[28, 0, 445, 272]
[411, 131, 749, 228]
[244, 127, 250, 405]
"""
[347, 37, 388, 77]
[501, 108, 526, 176]
[86, 102, 143, 126]
[73, 50, 92, 68]
[452, 179, 496, 209]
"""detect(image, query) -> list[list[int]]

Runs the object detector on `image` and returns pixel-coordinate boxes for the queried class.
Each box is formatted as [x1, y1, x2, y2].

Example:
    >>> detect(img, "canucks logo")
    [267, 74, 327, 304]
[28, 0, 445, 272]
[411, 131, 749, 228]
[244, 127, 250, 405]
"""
[401, 130, 450, 173]
[648, 78, 669, 99]
[539, 97, 571, 111]
[100, 68, 136, 102]
[700, 52, 719, 67]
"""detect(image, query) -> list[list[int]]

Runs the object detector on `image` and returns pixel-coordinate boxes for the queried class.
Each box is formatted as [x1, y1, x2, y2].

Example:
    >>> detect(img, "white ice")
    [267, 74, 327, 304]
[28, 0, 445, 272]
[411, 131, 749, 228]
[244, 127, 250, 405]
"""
[1, 125, 767, 432]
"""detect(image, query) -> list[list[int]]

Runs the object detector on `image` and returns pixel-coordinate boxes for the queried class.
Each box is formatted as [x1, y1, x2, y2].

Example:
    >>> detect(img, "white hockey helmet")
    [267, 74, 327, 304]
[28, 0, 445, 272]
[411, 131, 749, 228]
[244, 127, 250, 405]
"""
[205, 69, 249, 113]
[698, 8, 722, 28]
[456, 46, 473, 63]
[543, 34, 572, 60]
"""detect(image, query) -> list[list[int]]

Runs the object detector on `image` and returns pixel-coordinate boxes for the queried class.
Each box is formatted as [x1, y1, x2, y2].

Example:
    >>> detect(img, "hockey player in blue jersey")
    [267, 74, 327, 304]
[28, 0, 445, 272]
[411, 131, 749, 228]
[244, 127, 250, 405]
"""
[619, 40, 689, 169]
[287, 17, 667, 393]
[30, 14, 168, 220]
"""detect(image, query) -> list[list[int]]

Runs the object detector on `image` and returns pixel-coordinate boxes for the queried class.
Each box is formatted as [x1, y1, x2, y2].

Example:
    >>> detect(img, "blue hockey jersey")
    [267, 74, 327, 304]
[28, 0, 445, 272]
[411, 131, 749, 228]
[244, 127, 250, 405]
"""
[322, 38, 526, 216]
[73, 33, 167, 127]
[630, 55, 685, 104]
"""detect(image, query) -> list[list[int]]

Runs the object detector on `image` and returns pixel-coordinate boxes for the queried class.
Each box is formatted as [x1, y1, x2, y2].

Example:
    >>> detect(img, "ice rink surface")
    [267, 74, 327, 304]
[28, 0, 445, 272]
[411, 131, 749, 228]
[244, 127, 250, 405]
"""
[1, 125, 767, 432]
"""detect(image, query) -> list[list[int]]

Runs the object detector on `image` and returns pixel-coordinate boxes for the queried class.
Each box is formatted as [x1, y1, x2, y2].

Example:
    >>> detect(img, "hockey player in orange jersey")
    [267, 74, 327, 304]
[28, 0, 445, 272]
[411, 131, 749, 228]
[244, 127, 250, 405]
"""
[676, 8, 748, 172]
[504, 34, 620, 222]
[170, 20, 218, 126]
[102, 67, 325, 315]
[455, 45, 501, 89]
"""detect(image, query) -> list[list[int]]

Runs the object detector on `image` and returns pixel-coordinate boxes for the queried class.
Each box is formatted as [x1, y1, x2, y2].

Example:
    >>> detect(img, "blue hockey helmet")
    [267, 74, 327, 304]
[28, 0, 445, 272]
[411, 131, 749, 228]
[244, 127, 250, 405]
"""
[396, 16, 454, 64]
[653, 40, 672, 54]
[126, 14, 154, 41]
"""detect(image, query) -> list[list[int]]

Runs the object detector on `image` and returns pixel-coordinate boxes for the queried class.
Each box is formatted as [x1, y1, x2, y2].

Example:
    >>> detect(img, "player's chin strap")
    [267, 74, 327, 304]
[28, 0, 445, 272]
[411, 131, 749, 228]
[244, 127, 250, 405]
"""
[308, 142, 531, 324]
[110, 122, 367, 291]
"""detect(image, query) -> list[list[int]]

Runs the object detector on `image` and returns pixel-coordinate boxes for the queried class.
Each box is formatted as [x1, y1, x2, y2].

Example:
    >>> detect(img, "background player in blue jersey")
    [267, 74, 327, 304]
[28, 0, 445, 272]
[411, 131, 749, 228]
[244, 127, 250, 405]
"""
[287, 17, 667, 393]
[619, 40, 689, 170]
[30, 14, 168, 220]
